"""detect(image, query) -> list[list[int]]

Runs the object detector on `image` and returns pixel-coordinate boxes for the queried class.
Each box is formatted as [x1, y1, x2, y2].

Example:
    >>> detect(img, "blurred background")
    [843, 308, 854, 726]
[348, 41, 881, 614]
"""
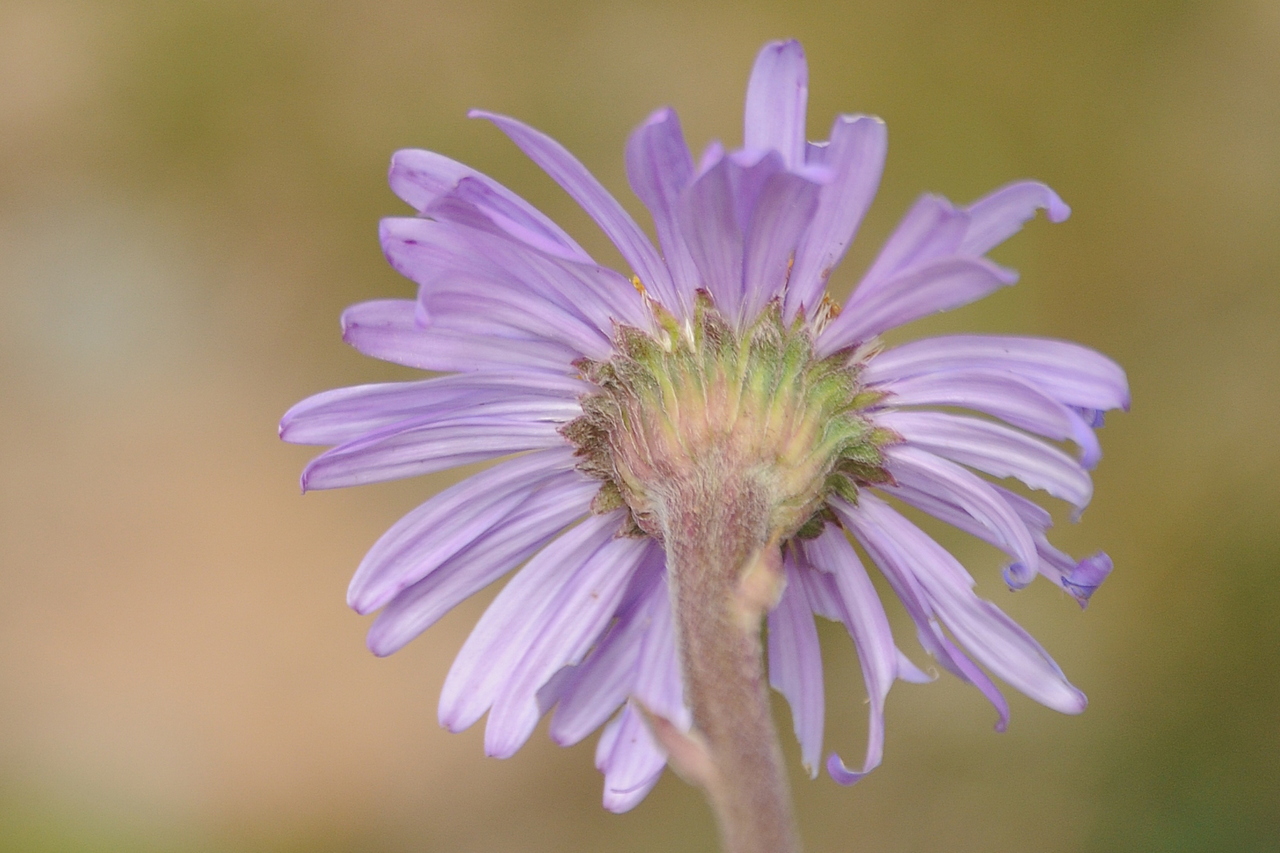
[1, 1, 1276, 851]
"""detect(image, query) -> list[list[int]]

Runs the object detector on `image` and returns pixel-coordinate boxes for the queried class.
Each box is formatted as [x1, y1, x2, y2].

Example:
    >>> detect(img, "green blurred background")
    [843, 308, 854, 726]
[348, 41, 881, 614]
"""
[1, 1, 1276, 851]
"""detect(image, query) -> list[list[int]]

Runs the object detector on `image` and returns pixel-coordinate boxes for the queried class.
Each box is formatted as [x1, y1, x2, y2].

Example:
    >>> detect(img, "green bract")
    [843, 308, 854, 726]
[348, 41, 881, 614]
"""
[561, 294, 898, 543]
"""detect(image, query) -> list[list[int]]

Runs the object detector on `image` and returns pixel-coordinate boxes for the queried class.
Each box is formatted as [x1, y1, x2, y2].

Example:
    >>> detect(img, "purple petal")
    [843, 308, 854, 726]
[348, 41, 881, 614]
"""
[724, 148, 788, 232]
[625, 108, 699, 313]
[416, 288, 614, 360]
[280, 372, 589, 447]
[630, 572, 688, 728]
[768, 555, 825, 777]
[366, 475, 598, 655]
[840, 495, 1085, 714]
[299, 407, 569, 491]
[801, 529, 897, 783]
[832, 495, 1012, 731]
[817, 257, 1018, 354]
[1059, 552, 1113, 605]
[740, 169, 821, 321]
[381, 216, 647, 338]
[880, 410, 1094, 510]
[885, 444, 1039, 571]
[785, 114, 888, 320]
[388, 149, 591, 263]
[885, 368, 1102, 468]
[485, 534, 655, 758]
[960, 180, 1070, 257]
[347, 449, 579, 614]
[596, 704, 666, 813]
[743, 40, 808, 170]
[471, 110, 681, 311]
[438, 512, 626, 734]
[850, 194, 971, 305]
[864, 334, 1130, 412]
[433, 175, 594, 263]
[678, 155, 744, 316]
[548, 554, 665, 746]
[340, 299, 576, 374]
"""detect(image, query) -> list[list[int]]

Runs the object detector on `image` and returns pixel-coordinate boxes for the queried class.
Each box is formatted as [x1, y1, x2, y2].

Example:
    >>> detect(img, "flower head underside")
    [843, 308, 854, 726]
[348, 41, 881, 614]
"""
[281, 39, 1129, 811]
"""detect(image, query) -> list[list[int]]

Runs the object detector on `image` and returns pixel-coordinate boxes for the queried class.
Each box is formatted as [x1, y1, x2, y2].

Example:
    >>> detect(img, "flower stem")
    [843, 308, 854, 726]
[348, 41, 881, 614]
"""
[661, 477, 801, 853]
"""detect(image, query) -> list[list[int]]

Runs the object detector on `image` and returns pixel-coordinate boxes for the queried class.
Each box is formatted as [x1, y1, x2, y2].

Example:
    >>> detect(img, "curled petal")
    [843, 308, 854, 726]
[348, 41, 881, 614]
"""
[800, 529, 897, 783]
[839, 495, 1086, 715]
[885, 444, 1039, 572]
[596, 704, 667, 813]
[833, 495, 1012, 730]
[961, 180, 1070, 257]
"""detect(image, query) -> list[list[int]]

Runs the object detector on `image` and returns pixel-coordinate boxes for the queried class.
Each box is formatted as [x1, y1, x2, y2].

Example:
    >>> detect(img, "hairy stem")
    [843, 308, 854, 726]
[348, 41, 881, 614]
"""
[662, 476, 801, 853]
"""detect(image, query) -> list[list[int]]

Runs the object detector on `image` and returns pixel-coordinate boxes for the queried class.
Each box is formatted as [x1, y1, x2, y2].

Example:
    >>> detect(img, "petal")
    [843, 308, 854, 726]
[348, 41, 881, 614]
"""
[381, 216, 647, 337]
[864, 334, 1130, 412]
[880, 410, 1094, 510]
[832, 495, 1012, 731]
[839, 495, 1085, 715]
[631, 571, 688, 727]
[387, 149, 591, 263]
[431, 175, 594, 263]
[626, 107, 699, 313]
[366, 475, 598, 655]
[347, 448, 579, 614]
[438, 511, 626, 733]
[960, 180, 1071, 257]
[850, 194, 971, 305]
[786, 114, 888, 320]
[299, 410, 567, 491]
[800, 529, 897, 783]
[743, 40, 808, 170]
[678, 155, 744, 316]
[884, 368, 1102, 468]
[885, 444, 1039, 571]
[280, 372, 589, 446]
[340, 299, 576, 374]
[817, 257, 1018, 354]
[417, 287, 614, 360]
[547, 554, 665, 746]
[740, 169, 821, 321]
[767, 555, 825, 777]
[596, 704, 666, 813]
[485, 533, 654, 758]
[472, 110, 681, 311]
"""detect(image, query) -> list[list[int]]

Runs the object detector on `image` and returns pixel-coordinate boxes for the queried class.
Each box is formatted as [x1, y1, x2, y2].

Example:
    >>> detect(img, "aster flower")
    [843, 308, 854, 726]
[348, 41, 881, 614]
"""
[282, 38, 1127, 838]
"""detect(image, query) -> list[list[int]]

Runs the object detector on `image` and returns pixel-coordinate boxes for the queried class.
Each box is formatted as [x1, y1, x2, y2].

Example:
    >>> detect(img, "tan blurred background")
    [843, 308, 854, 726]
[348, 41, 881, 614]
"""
[1, 1, 1276, 851]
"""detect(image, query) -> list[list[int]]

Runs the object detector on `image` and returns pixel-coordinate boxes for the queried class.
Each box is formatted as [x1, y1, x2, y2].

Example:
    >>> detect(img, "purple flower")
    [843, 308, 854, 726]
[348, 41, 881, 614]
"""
[282, 40, 1128, 811]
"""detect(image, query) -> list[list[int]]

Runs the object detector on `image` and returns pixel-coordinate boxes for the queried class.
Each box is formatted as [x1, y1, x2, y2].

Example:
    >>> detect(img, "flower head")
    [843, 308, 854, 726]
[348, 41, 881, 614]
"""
[282, 40, 1128, 811]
